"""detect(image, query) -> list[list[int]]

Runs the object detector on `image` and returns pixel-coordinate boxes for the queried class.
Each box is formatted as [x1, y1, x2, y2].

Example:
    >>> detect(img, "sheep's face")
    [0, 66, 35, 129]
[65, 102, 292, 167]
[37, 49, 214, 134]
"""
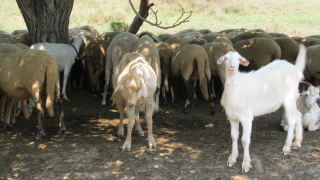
[121, 76, 148, 107]
[217, 51, 249, 72]
[303, 86, 320, 109]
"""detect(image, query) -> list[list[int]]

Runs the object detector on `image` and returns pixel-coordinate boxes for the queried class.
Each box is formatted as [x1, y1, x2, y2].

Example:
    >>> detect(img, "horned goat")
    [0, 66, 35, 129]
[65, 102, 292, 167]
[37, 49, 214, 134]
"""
[281, 82, 320, 131]
[217, 44, 307, 172]
[31, 34, 86, 100]
[111, 52, 158, 151]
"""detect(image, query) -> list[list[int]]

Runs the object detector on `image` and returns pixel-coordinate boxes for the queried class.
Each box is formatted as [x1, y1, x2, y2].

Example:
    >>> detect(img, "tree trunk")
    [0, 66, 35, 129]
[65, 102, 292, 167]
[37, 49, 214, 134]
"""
[128, 0, 151, 34]
[16, 0, 74, 44]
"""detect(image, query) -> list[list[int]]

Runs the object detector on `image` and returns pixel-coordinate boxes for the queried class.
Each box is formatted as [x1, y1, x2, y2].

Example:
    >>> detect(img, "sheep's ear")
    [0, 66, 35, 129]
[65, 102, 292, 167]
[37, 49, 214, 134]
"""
[239, 57, 249, 66]
[114, 75, 127, 93]
[139, 77, 148, 97]
[217, 55, 228, 64]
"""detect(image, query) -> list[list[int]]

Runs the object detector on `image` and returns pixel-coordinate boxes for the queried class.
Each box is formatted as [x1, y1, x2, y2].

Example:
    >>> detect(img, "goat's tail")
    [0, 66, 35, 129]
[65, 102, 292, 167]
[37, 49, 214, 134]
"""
[45, 60, 59, 118]
[295, 44, 307, 74]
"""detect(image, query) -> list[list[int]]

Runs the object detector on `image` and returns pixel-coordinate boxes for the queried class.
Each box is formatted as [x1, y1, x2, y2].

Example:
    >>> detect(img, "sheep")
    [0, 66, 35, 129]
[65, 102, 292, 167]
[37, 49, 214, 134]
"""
[200, 33, 225, 42]
[218, 28, 248, 34]
[233, 38, 281, 71]
[82, 39, 109, 92]
[17, 33, 31, 46]
[155, 42, 175, 106]
[1, 94, 29, 127]
[202, 42, 235, 98]
[304, 45, 320, 86]
[0, 49, 64, 139]
[230, 31, 273, 44]
[211, 37, 233, 46]
[0, 38, 17, 44]
[69, 25, 100, 38]
[11, 29, 28, 36]
[31, 34, 86, 101]
[273, 37, 300, 63]
[267, 32, 289, 38]
[101, 32, 139, 105]
[292, 37, 320, 48]
[197, 29, 214, 35]
[189, 38, 208, 45]
[133, 35, 161, 112]
[171, 44, 215, 116]
[216, 44, 306, 172]
[166, 36, 189, 51]
[281, 82, 320, 131]
[111, 52, 158, 151]
[97, 32, 121, 44]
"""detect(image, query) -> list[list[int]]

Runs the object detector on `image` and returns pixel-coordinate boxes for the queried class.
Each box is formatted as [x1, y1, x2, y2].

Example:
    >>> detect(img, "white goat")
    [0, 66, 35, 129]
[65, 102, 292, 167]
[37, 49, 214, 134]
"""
[31, 34, 86, 100]
[111, 52, 158, 151]
[217, 44, 306, 172]
[281, 83, 320, 131]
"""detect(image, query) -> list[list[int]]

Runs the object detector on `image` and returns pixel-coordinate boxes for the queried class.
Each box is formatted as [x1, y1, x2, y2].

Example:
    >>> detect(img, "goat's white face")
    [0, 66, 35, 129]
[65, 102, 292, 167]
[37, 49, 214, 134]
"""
[303, 86, 320, 109]
[217, 51, 249, 72]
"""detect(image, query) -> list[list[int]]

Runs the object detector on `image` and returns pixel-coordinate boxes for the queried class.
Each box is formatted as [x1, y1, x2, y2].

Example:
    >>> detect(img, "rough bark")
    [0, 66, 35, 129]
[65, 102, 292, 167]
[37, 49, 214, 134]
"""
[128, 0, 151, 34]
[16, 0, 74, 44]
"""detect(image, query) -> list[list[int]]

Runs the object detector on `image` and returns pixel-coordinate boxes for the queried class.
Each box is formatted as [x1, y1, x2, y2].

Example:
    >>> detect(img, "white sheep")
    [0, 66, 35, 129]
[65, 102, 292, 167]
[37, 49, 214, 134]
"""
[111, 52, 158, 151]
[101, 32, 139, 105]
[281, 82, 320, 131]
[0, 49, 65, 139]
[31, 34, 86, 100]
[217, 44, 307, 172]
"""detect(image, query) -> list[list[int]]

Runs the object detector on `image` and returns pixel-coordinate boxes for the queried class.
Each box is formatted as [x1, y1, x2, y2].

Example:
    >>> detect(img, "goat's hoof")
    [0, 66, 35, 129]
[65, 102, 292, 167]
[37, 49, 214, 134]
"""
[242, 163, 252, 172]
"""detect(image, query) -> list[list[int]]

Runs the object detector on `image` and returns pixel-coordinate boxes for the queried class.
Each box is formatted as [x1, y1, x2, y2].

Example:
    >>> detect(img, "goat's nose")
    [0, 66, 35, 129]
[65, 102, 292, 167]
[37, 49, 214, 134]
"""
[230, 66, 235, 70]
[308, 104, 313, 108]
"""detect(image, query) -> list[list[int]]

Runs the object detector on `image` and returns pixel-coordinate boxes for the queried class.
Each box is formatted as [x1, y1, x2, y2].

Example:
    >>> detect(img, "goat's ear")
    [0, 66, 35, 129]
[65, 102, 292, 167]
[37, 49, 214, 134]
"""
[316, 86, 320, 94]
[300, 91, 308, 96]
[239, 57, 249, 66]
[139, 77, 148, 97]
[114, 75, 127, 93]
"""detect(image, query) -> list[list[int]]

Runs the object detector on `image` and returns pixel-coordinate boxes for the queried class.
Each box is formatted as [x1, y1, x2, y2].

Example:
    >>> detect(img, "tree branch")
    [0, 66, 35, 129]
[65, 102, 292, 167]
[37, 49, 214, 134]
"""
[129, 0, 192, 30]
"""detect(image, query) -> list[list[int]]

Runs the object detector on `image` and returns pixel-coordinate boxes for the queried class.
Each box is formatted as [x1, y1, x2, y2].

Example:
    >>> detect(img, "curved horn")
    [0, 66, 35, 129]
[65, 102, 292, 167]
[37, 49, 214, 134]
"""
[300, 81, 313, 87]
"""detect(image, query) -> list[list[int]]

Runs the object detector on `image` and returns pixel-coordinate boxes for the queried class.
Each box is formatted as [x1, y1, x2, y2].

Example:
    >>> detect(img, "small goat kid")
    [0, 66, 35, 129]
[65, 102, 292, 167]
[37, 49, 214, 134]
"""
[281, 83, 320, 131]
[111, 52, 158, 151]
[217, 44, 306, 172]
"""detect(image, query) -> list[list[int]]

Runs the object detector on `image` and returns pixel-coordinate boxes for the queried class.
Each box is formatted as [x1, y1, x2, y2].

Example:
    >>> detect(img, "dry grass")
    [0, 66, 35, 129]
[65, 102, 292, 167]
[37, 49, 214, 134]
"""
[1, 0, 319, 37]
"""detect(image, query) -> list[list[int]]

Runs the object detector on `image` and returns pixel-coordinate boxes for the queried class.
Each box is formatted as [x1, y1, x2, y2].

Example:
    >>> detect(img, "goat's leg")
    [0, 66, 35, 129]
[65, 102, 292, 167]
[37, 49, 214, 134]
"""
[241, 118, 253, 172]
[123, 108, 135, 151]
[15, 99, 22, 116]
[208, 78, 216, 116]
[292, 109, 303, 149]
[61, 69, 71, 101]
[182, 79, 193, 114]
[146, 100, 156, 149]
[228, 118, 239, 167]
[282, 101, 298, 155]
[134, 107, 144, 136]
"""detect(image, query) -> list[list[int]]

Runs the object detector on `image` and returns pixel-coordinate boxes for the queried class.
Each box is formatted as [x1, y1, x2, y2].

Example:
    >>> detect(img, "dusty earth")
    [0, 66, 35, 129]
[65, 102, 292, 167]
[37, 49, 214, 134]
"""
[1, 85, 320, 180]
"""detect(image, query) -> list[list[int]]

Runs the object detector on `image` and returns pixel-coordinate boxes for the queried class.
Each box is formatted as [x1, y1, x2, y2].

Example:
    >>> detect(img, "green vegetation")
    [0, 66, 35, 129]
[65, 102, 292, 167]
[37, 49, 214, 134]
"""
[0, 0, 319, 37]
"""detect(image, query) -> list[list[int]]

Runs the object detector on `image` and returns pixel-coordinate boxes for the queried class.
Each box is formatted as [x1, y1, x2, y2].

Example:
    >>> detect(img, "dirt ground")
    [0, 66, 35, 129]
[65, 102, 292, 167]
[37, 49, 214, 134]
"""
[1, 86, 320, 180]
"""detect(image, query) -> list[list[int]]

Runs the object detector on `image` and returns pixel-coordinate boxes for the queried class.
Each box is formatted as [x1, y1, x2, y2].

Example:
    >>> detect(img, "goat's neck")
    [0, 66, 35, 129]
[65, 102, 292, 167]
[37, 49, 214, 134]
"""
[225, 70, 238, 86]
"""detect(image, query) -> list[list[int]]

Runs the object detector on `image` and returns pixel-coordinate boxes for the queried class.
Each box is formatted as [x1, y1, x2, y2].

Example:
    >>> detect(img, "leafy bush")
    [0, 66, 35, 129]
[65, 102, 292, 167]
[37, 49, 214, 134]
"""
[110, 22, 128, 32]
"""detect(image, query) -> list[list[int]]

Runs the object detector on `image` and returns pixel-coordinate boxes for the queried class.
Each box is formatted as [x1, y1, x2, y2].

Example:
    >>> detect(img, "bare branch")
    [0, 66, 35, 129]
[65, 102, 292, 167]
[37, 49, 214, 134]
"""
[129, 0, 192, 30]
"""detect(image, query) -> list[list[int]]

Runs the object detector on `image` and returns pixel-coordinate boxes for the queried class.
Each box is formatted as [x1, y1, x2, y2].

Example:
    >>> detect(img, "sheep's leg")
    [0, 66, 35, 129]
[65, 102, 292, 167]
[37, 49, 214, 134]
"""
[35, 101, 45, 140]
[210, 77, 216, 99]
[61, 69, 71, 101]
[28, 98, 35, 115]
[117, 102, 125, 137]
[146, 100, 156, 149]
[5, 97, 15, 126]
[9, 99, 17, 126]
[228, 118, 239, 168]
[170, 87, 174, 104]
[56, 96, 66, 136]
[94, 67, 104, 92]
[0, 94, 7, 130]
[161, 86, 167, 107]
[172, 76, 179, 106]
[15, 99, 22, 116]
[208, 78, 216, 116]
[240, 118, 253, 172]
[101, 69, 111, 105]
[182, 79, 193, 114]
[21, 100, 30, 120]
[134, 107, 144, 136]
[282, 100, 299, 155]
[123, 108, 135, 151]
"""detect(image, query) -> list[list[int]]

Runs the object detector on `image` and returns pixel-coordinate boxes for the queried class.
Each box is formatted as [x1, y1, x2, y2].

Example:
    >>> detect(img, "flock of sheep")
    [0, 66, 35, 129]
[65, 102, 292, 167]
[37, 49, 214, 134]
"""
[1, 25, 320, 172]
